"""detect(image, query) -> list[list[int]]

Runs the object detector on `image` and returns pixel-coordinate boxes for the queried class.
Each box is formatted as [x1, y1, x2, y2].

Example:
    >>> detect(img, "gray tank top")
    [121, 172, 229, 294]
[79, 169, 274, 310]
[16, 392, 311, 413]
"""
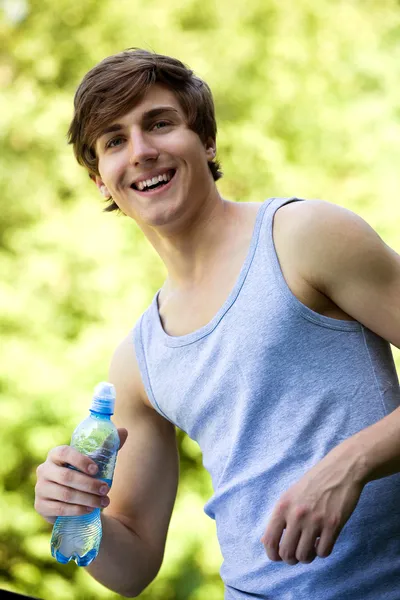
[134, 197, 400, 599]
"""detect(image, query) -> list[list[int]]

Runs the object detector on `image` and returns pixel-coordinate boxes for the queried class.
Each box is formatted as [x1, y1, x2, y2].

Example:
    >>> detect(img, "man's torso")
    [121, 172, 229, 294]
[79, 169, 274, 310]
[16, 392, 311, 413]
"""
[133, 197, 400, 599]
[139, 199, 355, 409]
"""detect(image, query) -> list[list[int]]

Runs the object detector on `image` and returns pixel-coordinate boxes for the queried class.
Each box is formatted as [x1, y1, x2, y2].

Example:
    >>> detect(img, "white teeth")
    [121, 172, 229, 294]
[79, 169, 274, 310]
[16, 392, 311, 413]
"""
[134, 170, 174, 191]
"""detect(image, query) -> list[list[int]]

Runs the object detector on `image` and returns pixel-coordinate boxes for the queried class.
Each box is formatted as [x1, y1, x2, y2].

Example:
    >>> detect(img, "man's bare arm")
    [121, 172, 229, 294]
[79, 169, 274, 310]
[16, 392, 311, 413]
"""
[84, 334, 179, 596]
[35, 333, 179, 598]
[262, 199, 400, 566]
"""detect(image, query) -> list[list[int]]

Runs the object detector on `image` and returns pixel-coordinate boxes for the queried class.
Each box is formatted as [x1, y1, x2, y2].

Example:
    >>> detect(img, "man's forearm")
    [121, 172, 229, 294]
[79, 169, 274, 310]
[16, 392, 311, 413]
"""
[345, 404, 400, 484]
[84, 512, 160, 597]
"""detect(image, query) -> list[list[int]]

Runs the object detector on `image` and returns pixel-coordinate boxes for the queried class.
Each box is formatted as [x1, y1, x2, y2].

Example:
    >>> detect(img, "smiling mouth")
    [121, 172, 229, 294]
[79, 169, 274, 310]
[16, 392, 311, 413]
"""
[130, 169, 176, 192]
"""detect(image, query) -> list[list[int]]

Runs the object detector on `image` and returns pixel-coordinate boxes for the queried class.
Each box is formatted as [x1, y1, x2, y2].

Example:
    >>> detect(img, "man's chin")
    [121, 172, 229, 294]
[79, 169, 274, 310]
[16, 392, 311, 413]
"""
[126, 193, 186, 229]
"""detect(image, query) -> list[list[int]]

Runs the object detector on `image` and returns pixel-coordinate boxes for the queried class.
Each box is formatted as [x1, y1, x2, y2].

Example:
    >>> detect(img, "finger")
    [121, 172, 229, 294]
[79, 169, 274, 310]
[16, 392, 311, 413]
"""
[261, 515, 286, 562]
[43, 462, 109, 497]
[295, 526, 321, 564]
[37, 498, 98, 521]
[40, 481, 110, 510]
[316, 525, 340, 559]
[48, 445, 98, 475]
[117, 428, 128, 450]
[278, 527, 301, 565]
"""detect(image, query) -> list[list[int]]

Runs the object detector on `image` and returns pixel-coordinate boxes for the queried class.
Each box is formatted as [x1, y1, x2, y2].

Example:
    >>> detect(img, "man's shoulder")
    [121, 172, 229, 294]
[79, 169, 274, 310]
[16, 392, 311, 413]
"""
[109, 331, 154, 411]
[275, 198, 357, 231]
[273, 199, 368, 285]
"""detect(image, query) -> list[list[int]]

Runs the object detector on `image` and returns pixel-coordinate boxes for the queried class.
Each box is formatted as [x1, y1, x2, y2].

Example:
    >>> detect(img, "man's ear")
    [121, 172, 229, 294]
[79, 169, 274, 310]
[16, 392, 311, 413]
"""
[205, 138, 216, 161]
[90, 173, 111, 199]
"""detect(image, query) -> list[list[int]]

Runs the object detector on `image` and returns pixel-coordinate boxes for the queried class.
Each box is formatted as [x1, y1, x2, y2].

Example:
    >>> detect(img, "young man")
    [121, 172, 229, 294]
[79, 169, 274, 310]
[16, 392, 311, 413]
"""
[34, 49, 400, 599]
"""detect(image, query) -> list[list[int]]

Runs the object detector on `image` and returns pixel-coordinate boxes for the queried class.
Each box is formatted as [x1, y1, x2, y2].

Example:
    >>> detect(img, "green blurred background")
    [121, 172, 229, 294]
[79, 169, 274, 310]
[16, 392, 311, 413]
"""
[1, 0, 400, 598]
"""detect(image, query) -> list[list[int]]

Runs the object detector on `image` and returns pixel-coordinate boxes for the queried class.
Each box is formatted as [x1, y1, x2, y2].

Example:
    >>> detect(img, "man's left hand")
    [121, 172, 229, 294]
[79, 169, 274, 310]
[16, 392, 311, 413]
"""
[260, 442, 365, 565]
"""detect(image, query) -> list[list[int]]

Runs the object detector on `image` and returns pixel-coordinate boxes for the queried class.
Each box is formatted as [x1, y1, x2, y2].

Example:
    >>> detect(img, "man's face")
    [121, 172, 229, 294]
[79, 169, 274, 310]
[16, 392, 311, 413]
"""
[94, 84, 216, 228]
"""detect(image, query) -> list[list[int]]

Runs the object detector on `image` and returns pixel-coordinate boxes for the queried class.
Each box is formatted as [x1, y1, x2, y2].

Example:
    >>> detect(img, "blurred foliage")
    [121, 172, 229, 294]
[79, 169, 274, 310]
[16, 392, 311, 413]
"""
[1, 0, 400, 598]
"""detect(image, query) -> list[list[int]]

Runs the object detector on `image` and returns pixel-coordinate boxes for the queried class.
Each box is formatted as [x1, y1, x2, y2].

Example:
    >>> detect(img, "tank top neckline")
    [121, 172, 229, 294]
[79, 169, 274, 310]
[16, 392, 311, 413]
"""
[150, 199, 271, 348]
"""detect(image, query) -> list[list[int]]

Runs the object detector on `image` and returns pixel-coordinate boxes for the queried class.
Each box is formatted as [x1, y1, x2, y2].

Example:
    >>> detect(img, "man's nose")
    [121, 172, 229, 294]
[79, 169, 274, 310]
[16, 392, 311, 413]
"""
[128, 131, 159, 165]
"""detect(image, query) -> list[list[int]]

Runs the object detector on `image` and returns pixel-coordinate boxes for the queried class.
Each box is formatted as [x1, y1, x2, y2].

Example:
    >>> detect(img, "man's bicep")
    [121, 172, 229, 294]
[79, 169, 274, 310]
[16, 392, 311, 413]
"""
[107, 404, 179, 561]
[104, 336, 179, 562]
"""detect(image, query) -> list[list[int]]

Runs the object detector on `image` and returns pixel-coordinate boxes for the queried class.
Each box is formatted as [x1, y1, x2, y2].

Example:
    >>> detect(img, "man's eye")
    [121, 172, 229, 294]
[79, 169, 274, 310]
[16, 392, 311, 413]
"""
[106, 137, 124, 149]
[153, 121, 170, 130]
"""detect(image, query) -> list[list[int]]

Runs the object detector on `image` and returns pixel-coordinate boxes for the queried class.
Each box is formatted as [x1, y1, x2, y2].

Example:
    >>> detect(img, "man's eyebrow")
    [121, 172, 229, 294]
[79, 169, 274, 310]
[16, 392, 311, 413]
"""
[98, 106, 180, 139]
[99, 123, 124, 138]
[142, 106, 180, 121]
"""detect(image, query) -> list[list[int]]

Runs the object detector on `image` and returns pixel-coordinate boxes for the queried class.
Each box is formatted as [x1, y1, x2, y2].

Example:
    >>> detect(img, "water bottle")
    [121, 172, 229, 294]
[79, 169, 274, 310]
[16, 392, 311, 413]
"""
[50, 382, 120, 566]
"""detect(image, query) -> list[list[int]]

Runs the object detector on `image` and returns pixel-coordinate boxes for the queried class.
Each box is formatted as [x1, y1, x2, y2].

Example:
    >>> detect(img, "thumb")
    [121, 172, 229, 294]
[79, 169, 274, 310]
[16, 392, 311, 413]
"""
[117, 427, 128, 451]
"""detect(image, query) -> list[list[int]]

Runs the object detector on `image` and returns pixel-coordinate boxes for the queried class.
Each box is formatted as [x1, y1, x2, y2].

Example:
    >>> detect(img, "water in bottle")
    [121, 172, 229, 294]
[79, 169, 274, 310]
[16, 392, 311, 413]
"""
[50, 382, 120, 566]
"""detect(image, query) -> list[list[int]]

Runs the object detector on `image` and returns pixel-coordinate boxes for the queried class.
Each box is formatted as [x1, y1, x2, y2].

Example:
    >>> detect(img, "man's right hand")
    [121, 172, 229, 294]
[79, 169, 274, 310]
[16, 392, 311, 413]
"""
[34, 428, 128, 524]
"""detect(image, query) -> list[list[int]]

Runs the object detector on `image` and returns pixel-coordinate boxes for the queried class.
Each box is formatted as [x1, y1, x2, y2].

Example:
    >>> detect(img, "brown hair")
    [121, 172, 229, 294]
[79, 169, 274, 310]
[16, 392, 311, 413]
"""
[68, 48, 223, 212]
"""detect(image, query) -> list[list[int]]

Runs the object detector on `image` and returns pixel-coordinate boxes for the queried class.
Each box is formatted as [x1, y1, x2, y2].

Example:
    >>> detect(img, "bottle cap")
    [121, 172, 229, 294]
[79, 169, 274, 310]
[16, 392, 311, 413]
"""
[90, 382, 116, 415]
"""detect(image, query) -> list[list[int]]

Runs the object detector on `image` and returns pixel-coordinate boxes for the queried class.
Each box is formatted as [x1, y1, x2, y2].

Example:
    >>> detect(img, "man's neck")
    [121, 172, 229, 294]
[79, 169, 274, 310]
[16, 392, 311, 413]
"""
[139, 192, 241, 292]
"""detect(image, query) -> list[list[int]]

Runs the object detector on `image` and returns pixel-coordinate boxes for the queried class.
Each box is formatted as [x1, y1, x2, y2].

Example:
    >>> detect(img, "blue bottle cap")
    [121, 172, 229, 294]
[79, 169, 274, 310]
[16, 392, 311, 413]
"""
[90, 382, 116, 415]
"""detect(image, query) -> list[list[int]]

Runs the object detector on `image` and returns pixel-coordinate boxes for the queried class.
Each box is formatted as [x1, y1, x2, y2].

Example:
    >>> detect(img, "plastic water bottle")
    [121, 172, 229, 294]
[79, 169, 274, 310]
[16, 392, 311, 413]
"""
[50, 382, 120, 566]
